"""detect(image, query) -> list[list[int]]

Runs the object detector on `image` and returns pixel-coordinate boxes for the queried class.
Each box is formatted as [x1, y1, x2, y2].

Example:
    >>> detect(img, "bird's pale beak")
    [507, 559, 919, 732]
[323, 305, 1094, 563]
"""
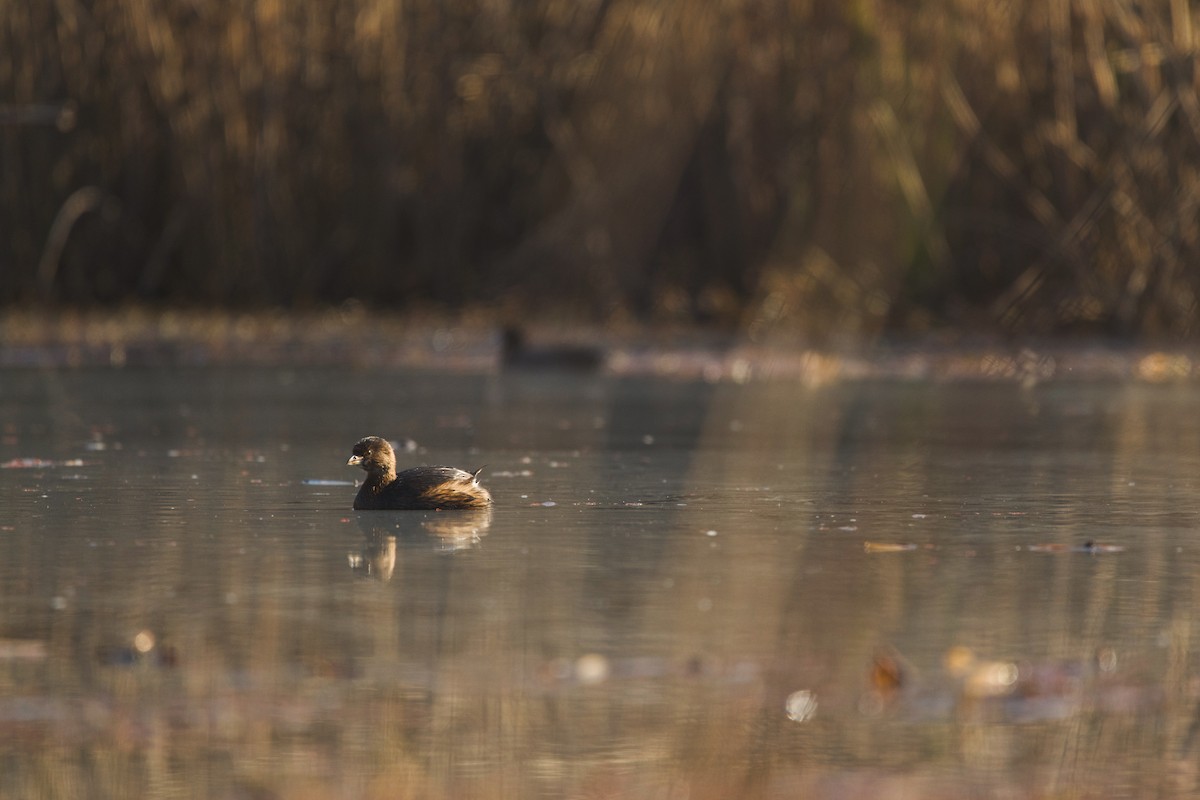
[347, 455, 363, 466]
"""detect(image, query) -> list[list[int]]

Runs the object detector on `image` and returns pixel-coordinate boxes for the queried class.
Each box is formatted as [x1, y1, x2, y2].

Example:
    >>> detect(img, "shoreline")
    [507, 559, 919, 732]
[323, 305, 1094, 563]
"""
[0, 307, 1195, 384]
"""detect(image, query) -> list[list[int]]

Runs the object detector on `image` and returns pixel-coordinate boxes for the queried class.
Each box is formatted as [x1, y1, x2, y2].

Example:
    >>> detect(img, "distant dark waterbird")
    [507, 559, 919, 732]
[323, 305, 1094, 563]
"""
[347, 436, 493, 510]
[501, 326, 604, 370]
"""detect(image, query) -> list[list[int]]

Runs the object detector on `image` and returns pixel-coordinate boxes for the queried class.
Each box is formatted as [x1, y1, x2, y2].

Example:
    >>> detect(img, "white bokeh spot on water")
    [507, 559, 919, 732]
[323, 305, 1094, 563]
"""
[785, 689, 818, 722]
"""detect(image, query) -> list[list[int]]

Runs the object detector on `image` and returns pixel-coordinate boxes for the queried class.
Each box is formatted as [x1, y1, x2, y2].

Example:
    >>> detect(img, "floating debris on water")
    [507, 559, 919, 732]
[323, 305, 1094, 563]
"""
[1080, 541, 1126, 553]
[863, 542, 918, 553]
[785, 689, 818, 722]
[1026, 543, 1071, 553]
[945, 646, 1020, 699]
[575, 653, 610, 685]
[92, 628, 177, 668]
[1027, 541, 1125, 554]
[0, 639, 47, 661]
[870, 646, 907, 696]
[861, 645, 911, 715]
[1, 458, 85, 469]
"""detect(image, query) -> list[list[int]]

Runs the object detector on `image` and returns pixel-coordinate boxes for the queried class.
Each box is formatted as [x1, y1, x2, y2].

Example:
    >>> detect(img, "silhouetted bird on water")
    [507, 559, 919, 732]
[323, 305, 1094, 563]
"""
[501, 326, 604, 370]
[347, 436, 492, 510]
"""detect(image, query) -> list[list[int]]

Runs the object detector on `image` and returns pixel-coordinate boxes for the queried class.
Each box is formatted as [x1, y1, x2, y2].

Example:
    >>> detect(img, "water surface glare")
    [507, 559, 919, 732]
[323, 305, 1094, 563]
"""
[3, 368, 1200, 798]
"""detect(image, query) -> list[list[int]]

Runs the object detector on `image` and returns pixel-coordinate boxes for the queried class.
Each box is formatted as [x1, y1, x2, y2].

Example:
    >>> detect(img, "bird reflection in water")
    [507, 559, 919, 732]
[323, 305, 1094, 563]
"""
[348, 508, 493, 580]
[348, 534, 397, 580]
[420, 506, 493, 550]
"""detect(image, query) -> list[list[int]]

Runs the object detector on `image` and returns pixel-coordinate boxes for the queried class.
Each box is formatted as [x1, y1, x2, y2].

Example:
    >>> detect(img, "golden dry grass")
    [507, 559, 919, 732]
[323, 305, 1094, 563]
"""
[3, 0, 1199, 336]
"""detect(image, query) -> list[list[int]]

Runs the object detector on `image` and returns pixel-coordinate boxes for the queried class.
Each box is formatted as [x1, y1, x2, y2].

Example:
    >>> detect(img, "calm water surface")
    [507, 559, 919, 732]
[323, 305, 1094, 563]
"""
[3, 368, 1200, 799]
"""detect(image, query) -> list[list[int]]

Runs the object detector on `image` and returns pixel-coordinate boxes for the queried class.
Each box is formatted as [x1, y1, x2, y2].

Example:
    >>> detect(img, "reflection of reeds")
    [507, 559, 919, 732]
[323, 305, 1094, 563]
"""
[4, 1, 1200, 333]
[5, 379, 1200, 796]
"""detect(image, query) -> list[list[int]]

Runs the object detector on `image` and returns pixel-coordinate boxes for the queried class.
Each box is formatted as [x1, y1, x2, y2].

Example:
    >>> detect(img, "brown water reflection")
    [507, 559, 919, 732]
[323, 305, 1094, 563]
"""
[2, 370, 1200, 798]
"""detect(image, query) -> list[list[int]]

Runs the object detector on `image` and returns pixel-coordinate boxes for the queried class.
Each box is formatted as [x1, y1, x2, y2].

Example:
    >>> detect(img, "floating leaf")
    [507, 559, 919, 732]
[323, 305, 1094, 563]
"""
[863, 542, 917, 553]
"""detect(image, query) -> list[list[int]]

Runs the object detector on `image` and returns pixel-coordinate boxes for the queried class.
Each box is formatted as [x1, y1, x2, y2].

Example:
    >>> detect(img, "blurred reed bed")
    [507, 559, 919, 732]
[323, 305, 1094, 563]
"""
[2, 0, 1199, 336]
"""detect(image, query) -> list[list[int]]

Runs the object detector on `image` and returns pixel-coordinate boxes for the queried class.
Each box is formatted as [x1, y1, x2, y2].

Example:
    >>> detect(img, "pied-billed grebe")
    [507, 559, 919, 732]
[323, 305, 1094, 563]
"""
[347, 436, 493, 510]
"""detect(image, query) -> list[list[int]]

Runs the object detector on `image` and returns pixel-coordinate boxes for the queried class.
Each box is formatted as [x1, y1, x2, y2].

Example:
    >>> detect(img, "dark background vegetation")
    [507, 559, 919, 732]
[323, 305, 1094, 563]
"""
[3, 0, 1199, 337]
